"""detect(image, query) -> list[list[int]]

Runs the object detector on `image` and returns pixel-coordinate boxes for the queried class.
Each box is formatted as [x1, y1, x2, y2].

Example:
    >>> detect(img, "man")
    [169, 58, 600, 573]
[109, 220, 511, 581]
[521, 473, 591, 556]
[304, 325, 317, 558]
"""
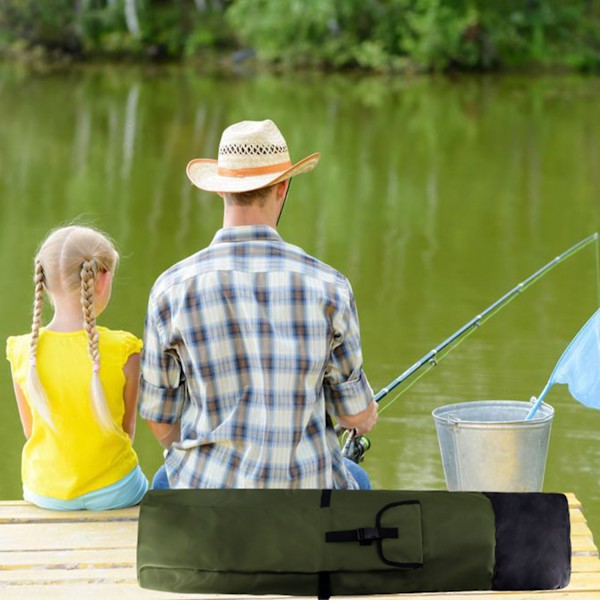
[139, 119, 377, 490]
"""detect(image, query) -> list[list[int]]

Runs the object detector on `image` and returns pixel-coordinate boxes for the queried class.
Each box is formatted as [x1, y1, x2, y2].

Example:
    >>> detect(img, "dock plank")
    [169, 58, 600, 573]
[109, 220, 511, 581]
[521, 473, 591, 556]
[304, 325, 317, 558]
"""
[0, 521, 138, 551]
[572, 555, 600, 572]
[0, 494, 597, 599]
[3, 587, 600, 600]
[0, 548, 134, 569]
[0, 504, 139, 523]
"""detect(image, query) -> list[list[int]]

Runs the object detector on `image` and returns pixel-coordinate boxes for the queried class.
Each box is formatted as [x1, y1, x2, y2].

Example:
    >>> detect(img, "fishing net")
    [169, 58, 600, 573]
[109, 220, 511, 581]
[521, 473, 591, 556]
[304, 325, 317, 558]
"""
[550, 307, 600, 410]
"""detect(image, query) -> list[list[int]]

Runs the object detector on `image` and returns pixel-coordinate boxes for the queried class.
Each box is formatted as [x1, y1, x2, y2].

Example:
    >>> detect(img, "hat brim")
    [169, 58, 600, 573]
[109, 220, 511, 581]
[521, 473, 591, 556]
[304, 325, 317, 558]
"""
[186, 153, 320, 193]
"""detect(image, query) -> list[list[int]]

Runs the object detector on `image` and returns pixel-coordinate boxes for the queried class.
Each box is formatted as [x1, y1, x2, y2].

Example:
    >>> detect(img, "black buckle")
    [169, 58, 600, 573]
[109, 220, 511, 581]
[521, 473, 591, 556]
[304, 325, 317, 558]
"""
[357, 527, 380, 545]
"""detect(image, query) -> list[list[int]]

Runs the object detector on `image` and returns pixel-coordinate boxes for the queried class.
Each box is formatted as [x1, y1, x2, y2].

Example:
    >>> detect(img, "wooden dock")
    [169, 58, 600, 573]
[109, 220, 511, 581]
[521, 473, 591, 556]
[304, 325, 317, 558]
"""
[1, 493, 598, 599]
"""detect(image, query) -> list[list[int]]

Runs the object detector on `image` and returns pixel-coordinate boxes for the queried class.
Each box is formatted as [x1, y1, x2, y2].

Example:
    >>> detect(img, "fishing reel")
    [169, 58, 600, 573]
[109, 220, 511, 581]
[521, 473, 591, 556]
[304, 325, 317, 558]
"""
[341, 430, 371, 464]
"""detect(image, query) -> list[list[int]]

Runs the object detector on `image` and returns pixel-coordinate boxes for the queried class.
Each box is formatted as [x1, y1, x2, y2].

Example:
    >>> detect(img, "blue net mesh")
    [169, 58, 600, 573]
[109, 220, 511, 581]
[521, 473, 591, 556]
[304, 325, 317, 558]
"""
[550, 307, 600, 410]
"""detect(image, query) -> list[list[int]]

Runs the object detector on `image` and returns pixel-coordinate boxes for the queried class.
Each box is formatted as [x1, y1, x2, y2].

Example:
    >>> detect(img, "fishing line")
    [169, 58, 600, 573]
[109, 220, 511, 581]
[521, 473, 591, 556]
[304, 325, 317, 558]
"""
[276, 178, 292, 226]
[376, 233, 600, 416]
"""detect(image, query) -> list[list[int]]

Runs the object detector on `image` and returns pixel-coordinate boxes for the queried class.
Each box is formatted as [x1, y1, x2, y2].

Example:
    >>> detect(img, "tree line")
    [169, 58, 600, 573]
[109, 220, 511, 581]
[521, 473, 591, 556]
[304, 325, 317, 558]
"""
[1, 0, 599, 72]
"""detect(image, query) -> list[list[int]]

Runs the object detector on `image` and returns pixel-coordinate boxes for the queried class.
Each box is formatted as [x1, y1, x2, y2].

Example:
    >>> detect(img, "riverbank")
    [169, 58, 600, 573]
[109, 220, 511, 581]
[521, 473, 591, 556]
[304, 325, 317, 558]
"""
[1, 51, 598, 81]
[1, 1, 598, 75]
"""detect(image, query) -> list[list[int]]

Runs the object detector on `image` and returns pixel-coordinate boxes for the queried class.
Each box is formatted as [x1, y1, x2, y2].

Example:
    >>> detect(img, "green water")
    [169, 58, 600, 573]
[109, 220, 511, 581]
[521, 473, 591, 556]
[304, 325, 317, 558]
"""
[1, 66, 599, 537]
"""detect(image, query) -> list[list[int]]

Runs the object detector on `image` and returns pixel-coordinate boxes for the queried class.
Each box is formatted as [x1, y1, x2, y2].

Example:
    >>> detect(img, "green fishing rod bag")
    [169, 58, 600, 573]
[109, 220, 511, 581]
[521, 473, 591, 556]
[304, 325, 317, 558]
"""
[137, 489, 570, 598]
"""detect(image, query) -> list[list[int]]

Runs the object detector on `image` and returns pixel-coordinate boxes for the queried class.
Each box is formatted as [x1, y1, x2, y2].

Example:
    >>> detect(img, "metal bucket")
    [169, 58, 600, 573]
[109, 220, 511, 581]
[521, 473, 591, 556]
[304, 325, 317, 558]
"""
[432, 400, 554, 492]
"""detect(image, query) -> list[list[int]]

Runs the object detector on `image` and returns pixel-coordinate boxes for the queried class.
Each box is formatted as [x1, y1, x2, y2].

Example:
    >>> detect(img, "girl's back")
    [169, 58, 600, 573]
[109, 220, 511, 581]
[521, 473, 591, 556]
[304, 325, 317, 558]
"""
[7, 326, 141, 500]
[6, 225, 147, 510]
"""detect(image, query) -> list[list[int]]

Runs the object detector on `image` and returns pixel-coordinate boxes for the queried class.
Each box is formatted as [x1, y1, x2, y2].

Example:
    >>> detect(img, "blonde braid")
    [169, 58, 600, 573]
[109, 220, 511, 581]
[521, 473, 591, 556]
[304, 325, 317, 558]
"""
[27, 260, 55, 427]
[30, 260, 45, 364]
[81, 260, 116, 431]
[81, 260, 100, 370]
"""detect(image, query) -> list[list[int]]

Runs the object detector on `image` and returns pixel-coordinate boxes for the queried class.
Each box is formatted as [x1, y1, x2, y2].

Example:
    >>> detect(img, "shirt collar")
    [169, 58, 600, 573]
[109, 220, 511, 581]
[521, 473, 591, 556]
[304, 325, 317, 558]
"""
[210, 225, 283, 246]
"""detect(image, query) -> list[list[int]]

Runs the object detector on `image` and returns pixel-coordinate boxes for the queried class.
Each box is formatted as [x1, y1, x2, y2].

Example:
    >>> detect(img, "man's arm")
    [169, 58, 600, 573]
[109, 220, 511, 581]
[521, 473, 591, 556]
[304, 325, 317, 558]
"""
[324, 279, 376, 432]
[138, 294, 187, 446]
[337, 400, 377, 435]
[146, 420, 181, 449]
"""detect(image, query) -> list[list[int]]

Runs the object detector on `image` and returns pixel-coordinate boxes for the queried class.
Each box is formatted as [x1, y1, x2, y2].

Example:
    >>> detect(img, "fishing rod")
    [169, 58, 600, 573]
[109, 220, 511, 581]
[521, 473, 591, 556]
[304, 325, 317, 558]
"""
[342, 232, 599, 463]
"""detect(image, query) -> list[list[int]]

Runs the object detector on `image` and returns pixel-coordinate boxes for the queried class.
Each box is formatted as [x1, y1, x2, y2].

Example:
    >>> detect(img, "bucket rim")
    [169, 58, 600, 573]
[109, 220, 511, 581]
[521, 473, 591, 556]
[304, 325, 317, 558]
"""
[432, 399, 554, 425]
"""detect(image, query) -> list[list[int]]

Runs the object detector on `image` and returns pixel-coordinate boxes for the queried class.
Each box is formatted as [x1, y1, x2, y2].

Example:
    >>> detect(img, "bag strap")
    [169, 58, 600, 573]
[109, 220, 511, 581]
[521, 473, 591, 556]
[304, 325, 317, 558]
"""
[318, 571, 331, 600]
[325, 526, 399, 546]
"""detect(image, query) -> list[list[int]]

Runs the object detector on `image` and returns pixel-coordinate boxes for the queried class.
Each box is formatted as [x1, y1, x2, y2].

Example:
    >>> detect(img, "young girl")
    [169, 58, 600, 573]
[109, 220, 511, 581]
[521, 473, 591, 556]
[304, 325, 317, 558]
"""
[6, 225, 148, 510]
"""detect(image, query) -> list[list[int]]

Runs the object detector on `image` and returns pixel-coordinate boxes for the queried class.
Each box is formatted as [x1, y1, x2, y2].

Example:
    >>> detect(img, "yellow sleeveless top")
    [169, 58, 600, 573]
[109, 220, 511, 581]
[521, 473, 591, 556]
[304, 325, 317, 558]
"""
[6, 326, 142, 500]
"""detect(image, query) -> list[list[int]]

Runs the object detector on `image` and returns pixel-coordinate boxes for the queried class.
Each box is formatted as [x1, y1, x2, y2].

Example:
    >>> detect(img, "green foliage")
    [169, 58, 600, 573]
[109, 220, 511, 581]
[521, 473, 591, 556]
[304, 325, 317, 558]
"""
[0, 0, 598, 71]
[226, 0, 336, 66]
[141, 2, 233, 59]
[227, 0, 600, 72]
[0, 0, 82, 54]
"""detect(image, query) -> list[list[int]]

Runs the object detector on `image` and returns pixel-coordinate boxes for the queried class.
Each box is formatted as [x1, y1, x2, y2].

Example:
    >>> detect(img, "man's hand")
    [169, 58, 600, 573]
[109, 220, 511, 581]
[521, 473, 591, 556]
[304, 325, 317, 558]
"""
[337, 400, 378, 436]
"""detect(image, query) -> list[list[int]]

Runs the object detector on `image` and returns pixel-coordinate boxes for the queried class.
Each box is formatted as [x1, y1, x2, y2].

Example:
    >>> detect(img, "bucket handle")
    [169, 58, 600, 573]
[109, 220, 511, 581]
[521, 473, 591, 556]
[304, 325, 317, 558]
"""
[446, 414, 461, 426]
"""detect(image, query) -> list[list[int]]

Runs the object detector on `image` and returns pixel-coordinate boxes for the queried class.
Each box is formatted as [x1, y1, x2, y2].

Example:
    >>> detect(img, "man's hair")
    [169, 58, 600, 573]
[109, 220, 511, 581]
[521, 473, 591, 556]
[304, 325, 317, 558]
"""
[223, 184, 277, 207]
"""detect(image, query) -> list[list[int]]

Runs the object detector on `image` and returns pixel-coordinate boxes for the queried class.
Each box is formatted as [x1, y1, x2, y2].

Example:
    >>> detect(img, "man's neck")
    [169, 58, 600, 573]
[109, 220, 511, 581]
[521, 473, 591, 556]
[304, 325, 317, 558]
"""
[223, 207, 277, 229]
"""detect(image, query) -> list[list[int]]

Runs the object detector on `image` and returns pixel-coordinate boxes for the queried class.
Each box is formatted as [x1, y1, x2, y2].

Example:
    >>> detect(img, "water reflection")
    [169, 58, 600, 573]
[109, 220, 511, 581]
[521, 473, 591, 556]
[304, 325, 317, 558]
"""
[0, 66, 598, 534]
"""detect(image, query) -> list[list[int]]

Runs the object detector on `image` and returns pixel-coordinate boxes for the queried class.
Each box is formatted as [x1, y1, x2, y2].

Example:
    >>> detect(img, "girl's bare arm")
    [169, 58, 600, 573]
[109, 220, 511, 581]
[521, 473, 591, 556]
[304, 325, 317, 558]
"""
[123, 353, 141, 441]
[11, 371, 32, 439]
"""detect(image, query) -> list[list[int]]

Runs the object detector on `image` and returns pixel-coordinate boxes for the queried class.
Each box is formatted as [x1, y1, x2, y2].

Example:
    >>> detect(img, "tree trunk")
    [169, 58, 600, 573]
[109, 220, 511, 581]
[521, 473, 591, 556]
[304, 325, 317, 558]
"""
[124, 0, 141, 37]
[122, 83, 140, 179]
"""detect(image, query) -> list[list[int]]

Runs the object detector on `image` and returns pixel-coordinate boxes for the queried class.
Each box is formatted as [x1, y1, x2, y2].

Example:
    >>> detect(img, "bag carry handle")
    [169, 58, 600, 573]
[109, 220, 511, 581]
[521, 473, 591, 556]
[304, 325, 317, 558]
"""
[324, 500, 423, 570]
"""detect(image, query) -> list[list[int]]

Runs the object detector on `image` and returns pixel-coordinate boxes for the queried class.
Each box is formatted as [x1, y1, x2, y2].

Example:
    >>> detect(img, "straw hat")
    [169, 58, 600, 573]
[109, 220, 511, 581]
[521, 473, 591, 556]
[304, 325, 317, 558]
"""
[186, 120, 320, 193]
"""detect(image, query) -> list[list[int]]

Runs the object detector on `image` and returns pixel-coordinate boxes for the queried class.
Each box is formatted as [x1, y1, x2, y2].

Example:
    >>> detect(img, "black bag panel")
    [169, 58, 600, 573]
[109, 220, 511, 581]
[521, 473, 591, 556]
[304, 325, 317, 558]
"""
[484, 492, 571, 590]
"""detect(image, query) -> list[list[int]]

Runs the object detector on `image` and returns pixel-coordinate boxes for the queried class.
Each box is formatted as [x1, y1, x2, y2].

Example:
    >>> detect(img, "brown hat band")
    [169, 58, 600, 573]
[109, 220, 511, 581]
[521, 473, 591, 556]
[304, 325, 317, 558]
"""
[217, 160, 292, 178]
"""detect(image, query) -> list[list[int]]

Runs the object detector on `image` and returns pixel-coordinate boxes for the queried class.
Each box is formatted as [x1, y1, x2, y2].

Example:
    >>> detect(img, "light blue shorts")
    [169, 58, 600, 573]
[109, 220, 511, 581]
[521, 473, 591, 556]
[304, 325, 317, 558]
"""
[23, 465, 149, 511]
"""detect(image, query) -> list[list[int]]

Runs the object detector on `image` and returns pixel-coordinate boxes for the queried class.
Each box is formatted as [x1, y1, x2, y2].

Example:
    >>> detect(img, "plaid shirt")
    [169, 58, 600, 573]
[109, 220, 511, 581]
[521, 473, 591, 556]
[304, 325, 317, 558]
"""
[139, 225, 373, 489]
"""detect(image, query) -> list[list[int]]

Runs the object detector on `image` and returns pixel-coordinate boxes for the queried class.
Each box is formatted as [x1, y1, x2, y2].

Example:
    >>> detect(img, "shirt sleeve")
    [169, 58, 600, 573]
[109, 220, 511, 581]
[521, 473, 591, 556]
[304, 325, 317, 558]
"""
[6, 336, 26, 387]
[323, 279, 374, 418]
[121, 332, 143, 364]
[138, 296, 186, 424]
[6, 336, 15, 363]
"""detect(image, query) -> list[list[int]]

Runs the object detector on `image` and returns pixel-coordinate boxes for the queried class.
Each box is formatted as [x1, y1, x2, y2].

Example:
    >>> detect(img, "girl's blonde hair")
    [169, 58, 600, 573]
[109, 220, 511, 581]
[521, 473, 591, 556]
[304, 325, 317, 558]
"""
[28, 226, 119, 431]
